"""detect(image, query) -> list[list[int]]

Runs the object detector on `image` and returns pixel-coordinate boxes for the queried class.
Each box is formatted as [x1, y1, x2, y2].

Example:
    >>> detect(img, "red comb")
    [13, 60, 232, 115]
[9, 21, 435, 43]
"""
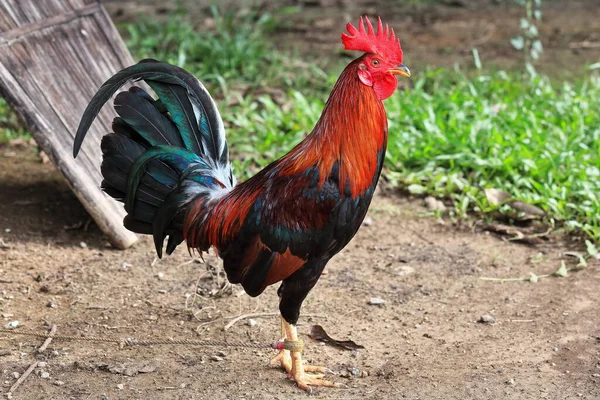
[341, 16, 403, 64]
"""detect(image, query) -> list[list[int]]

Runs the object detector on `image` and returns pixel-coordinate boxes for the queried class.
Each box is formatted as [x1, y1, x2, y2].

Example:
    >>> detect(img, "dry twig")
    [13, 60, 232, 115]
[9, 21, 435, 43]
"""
[37, 324, 57, 353]
[7, 361, 39, 395]
[7, 325, 57, 395]
[224, 312, 279, 331]
[223, 312, 327, 331]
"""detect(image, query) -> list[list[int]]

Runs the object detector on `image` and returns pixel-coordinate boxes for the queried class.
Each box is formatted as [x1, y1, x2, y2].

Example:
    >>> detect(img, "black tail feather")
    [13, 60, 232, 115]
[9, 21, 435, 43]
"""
[74, 60, 234, 256]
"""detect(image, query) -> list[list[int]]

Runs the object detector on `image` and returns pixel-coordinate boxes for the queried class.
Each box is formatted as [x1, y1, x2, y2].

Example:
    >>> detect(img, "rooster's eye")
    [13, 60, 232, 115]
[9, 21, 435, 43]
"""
[372, 59, 380, 67]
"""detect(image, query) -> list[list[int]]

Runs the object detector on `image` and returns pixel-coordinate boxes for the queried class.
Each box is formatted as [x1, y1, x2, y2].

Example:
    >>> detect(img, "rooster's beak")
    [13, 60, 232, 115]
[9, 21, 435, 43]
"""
[388, 64, 411, 78]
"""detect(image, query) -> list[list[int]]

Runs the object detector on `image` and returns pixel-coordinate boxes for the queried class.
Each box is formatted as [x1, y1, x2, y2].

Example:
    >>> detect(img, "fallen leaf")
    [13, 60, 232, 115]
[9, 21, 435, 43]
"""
[564, 251, 584, 259]
[482, 223, 549, 244]
[484, 188, 545, 216]
[507, 200, 545, 216]
[483, 223, 524, 239]
[309, 325, 364, 351]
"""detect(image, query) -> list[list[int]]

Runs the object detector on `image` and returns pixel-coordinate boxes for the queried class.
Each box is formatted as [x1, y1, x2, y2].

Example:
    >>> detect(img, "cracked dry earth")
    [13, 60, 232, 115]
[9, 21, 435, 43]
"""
[0, 149, 599, 399]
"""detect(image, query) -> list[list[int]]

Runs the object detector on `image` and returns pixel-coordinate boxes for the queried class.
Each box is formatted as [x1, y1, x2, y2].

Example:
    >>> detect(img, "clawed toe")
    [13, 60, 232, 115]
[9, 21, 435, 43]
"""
[294, 374, 342, 391]
[270, 317, 341, 392]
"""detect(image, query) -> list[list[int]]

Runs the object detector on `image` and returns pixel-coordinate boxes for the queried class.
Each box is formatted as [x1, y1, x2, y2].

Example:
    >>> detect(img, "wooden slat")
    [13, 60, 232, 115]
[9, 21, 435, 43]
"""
[0, 0, 137, 249]
[0, 2, 100, 45]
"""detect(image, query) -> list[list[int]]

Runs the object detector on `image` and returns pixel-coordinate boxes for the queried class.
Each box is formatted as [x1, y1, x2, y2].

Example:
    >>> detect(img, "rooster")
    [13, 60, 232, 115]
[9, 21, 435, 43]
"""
[73, 16, 409, 391]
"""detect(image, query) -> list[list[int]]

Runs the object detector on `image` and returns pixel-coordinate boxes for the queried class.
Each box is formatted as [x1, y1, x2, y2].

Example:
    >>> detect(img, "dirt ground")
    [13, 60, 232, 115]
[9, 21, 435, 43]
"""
[2, 1, 600, 399]
[1, 148, 599, 400]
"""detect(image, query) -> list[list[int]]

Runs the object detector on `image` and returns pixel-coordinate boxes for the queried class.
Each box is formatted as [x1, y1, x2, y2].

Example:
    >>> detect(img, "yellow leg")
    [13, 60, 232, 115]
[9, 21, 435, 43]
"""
[269, 316, 339, 392]
[269, 316, 292, 372]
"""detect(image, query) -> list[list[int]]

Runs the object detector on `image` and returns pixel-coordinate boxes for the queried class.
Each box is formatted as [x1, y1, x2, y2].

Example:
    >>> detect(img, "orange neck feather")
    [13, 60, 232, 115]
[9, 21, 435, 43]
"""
[278, 58, 388, 198]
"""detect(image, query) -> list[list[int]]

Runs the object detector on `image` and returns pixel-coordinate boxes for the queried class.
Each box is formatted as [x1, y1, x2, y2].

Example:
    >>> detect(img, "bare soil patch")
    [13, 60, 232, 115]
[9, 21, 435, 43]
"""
[1, 149, 599, 399]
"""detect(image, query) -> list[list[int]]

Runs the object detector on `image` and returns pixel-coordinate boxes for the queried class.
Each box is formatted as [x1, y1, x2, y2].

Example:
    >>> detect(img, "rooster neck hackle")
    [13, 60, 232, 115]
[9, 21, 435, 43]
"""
[184, 59, 389, 248]
[279, 58, 388, 199]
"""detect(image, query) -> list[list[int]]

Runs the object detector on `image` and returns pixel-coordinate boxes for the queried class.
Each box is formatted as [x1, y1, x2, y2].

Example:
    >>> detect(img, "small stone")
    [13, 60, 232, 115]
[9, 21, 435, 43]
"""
[415, 324, 421, 329]
[246, 318, 258, 327]
[553, 347, 559, 352]
[592, 373, 600, 378]
[349, 367, 360, 376]
[157, 289, 167, 294]
[478, 315, 496, 324]
[4, 320, 19, 329]
[121, 263, 131, 270]
[79, 241, 87, 248]
[40, 371, 50, 379]
[46, 302, 57, 308]
[210, 355, 223, 362]
[216, 351, 228, 357]
[37, 362, 47, 368]
[424, 196, 446, 212]
[506, 378, 515, 385]
[361, 370, 369, 378]
[138, 365, 156, 373]
[117, 384, 124, 390]
[11, 372, 20, 379]
[157, 272, 164, 280]
[53, 380, 65, 386]
[368, 298, 385, 306]
[396, 265, 415, 276]
[362, 217, 373, 226]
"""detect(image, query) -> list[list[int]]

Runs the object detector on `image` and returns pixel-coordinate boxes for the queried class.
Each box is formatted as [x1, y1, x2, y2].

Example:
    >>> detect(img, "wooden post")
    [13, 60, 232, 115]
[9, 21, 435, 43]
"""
[0, 0, 137, 249]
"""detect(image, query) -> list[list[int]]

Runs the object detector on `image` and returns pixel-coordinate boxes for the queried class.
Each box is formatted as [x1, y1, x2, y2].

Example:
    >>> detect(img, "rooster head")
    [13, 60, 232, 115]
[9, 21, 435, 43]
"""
[342, 16, 410, 100]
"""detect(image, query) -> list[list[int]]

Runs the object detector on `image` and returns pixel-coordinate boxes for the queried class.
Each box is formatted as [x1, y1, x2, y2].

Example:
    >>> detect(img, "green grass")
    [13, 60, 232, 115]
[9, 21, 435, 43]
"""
[0, 97, 29, 144]
[122, 7, 329, 96]
[385, 70, 600, 239]
[2, 9, 599, 242]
